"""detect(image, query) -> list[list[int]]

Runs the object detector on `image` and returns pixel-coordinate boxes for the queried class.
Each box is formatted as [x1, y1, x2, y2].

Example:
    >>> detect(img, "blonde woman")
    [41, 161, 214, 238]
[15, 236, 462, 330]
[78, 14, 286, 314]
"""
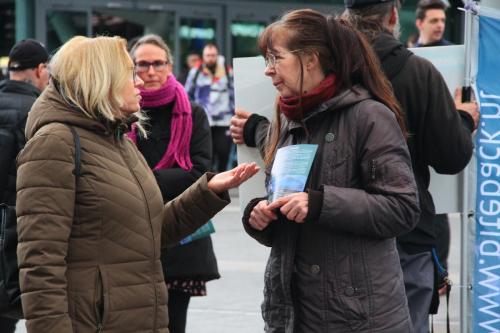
[15, 36, 258, 333]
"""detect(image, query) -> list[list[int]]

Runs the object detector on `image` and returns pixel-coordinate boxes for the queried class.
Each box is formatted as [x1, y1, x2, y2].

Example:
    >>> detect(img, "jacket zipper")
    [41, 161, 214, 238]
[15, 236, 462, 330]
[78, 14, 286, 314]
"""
[117, 140, 159, 332]
[95, 266, 108, 333]
[0, 206, 6, 246]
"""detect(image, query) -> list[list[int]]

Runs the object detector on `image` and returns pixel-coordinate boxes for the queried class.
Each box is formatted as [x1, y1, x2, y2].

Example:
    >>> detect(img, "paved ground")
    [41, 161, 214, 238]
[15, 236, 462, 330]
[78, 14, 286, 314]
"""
[14, 193, 464, 333]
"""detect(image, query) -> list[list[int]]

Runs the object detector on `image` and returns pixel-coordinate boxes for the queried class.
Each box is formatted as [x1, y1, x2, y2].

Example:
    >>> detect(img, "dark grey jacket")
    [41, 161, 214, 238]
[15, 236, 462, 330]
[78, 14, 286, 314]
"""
[243, 87, 420, 332]
[0, 79, 40, 205]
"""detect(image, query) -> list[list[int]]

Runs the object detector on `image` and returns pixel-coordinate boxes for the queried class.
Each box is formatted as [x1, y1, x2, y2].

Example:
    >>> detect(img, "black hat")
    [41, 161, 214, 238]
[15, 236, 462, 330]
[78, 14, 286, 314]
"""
[8, 39, 49, 71]
[345, 0, 401, 8]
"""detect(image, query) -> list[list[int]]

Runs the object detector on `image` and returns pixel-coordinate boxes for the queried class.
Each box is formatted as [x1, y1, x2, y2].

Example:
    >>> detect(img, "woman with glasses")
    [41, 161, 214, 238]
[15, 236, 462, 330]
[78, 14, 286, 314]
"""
[129, 34, 217, 333]
[238, 9, 420, 332]
[16, 35, 259, 333]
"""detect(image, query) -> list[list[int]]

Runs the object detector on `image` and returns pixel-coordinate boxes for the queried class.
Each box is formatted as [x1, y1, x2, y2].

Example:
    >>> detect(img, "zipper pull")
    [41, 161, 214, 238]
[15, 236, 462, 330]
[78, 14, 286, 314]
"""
[370, 160, 376, 180]
[97, 323, 103, 333]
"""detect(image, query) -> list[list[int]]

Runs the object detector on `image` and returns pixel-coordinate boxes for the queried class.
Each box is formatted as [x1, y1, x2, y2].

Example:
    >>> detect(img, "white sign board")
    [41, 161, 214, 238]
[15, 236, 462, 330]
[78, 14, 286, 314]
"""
[233, 57, 275, 211]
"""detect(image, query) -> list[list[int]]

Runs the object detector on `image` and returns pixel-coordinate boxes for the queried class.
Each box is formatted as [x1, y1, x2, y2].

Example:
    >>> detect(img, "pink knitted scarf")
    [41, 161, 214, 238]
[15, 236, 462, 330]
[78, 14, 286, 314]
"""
[128, 75, 193, 171]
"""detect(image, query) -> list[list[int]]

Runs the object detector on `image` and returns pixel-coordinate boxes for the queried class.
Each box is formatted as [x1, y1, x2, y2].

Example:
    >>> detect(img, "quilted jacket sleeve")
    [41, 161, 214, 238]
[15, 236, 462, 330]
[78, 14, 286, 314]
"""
[161, 173, 230, 246]
[16, 130, 75, 333]
[318, 103, 420, 238]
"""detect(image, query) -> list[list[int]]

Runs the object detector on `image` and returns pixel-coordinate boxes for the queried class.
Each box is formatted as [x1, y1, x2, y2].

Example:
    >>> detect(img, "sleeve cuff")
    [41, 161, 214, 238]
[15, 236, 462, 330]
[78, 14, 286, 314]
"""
[206, 172, 231, 202]
[243, 114, 268, 147]
[457, 109, 475, 132]
[305, 189, 323, 222]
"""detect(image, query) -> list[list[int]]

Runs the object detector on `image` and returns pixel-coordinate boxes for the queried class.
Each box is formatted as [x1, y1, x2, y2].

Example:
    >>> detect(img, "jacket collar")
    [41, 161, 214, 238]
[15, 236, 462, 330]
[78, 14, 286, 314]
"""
[286, 86, 372, 131]
[0, 79, 41, 97]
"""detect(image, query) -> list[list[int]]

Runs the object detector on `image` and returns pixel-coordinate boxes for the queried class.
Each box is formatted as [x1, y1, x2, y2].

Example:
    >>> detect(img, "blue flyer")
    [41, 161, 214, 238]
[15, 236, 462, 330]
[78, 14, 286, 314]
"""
[268, 144, 318, 202]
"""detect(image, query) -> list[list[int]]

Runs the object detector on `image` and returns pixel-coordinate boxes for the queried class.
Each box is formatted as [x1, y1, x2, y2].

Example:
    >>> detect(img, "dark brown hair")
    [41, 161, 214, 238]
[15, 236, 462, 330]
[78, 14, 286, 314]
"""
[416, 0, 447, 21]
[259, 9, 406, 165]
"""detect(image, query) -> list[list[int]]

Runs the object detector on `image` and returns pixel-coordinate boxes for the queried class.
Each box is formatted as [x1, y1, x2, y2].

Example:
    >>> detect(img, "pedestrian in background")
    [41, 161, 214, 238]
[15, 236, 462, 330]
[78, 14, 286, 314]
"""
[0, 38, 49, 332]
[415, 0, 452, 47]
[178, 51, 201, 85]
[129, 34, 217, 333]
[15, 35, 259, 333]
[185, 43, 234, 172]
[240, 9, 420, 332]
[414, 0, 455, 289]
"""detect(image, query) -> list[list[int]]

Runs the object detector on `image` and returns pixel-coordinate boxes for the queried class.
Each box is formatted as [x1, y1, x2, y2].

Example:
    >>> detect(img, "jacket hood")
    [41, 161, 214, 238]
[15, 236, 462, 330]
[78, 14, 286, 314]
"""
[26, 81, 122, 140]
[372, 33, 413, 80]
[0, 79, 41, 97]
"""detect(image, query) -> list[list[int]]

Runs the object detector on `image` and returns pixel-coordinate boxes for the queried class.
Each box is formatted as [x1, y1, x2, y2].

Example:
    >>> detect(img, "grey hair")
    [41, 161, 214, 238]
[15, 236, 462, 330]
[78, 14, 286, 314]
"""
[341, 0, 401, 42]
[129, 34, 174, 64]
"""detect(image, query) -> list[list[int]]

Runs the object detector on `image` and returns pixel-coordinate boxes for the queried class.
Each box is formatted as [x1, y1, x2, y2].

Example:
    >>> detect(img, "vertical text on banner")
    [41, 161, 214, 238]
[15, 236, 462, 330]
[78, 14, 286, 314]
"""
[474, 14, 500, 333]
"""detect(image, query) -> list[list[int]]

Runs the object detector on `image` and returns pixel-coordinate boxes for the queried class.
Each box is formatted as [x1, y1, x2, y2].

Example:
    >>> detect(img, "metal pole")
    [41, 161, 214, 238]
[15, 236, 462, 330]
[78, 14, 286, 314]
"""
[460, 4, 475, 332]
[460, 170, 470, 333]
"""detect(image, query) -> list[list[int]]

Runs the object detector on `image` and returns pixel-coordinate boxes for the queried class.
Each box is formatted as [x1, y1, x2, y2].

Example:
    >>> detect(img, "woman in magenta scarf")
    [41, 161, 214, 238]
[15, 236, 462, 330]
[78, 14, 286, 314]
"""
[129, 35, 217, 333]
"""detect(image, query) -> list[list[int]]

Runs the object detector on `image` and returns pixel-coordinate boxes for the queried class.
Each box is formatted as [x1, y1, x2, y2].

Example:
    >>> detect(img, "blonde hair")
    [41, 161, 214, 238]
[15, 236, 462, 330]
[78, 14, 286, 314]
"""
[50, 35, 138, 124]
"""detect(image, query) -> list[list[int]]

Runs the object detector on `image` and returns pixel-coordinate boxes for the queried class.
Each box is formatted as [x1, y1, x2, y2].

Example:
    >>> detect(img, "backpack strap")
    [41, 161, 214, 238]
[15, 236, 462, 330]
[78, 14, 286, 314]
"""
[188, 67, 202, 100]
[64, 125, 81, 178]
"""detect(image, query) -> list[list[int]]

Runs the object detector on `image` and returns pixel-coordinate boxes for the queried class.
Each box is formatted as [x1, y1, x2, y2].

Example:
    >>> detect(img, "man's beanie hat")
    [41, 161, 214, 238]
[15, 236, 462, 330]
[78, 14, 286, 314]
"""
[8, 39, 49, 71]
[345, 0, 402, 8]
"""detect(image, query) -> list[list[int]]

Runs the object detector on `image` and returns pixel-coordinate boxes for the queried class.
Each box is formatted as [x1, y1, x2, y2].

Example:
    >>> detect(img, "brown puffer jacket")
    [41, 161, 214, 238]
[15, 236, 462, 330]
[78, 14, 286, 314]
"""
[16, 83, 230, 333]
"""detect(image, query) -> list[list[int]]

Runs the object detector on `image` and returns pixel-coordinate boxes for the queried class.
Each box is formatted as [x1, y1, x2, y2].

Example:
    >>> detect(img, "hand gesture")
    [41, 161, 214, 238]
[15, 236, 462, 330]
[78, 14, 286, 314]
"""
[454, 88, 479, 130]
[268, 192, 308, 223]
[230, 108, 252, 144]
[249, 200, 277, 230]
[207, 162, 260, 194]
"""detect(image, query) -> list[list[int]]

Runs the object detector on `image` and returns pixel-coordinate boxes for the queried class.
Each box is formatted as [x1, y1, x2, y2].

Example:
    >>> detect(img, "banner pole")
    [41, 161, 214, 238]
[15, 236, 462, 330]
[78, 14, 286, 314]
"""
[460, 3, 475, 332]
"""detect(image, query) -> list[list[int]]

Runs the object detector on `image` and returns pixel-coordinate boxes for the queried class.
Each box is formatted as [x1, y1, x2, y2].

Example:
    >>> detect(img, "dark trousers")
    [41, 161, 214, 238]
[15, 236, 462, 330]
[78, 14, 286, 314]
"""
[399, 247, 434, 333]
[211, 126, 232, 172]
[434, 214, 450, 269]
[168, 290, 191, 333]
[0, 317, 17, 333]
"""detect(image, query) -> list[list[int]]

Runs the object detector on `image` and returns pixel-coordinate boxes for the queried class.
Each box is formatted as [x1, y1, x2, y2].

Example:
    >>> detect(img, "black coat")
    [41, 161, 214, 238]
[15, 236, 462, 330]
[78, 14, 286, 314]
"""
[0, 80, 41, 205]
[136, 101, 219, 281]
[243, 88, 419, 332]
[372, 33, 474, 252]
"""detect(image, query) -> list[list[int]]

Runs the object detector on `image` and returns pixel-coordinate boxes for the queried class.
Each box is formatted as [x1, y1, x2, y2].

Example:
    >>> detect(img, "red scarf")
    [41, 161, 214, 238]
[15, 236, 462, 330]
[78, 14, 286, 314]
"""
[279, 74, 337, 122]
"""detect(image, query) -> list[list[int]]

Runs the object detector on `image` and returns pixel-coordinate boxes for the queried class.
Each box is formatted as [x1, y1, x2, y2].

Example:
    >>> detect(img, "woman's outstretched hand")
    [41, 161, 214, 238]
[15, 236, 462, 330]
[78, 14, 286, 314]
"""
[208, 162, 260, 194]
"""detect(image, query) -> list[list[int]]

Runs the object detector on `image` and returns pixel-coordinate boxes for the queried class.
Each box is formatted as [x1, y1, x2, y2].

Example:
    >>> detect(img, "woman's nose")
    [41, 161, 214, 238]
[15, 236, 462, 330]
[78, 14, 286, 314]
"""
[264, 65, 275, 76]
[134, 76, 144, 88]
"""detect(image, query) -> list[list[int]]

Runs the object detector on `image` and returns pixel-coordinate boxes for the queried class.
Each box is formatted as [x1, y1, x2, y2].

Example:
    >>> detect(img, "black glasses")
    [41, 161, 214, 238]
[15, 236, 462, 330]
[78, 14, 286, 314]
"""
[135, 60, 168, 73]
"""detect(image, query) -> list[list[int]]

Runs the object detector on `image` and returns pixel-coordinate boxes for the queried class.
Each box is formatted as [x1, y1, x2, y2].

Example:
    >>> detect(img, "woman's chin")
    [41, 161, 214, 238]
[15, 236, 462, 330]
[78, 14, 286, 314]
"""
[144, 83, 161, 90]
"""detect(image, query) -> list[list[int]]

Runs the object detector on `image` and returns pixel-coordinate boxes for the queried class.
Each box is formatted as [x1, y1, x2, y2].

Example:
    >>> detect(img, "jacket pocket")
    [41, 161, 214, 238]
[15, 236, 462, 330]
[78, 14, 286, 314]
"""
[326, 154, 350, 187]
[95, 266, 109, 332]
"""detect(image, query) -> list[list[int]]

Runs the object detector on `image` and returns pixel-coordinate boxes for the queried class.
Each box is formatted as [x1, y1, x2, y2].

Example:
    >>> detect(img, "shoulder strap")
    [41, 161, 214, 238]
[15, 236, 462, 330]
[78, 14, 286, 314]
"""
[64, 125, 81, 178]
[225, 63, 233, 91]
[188, 67, 202, 99]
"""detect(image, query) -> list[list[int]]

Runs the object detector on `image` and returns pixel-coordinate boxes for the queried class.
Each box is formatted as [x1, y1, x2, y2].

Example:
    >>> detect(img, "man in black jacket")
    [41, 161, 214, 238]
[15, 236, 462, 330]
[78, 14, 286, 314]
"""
[340, 2, 478, 331]
[0, 39, 49, 332]
[230, 1, 479, 332]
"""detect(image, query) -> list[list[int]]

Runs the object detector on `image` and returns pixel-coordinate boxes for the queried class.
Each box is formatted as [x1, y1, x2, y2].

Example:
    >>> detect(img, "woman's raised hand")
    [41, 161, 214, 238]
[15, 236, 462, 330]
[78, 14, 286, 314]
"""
[230, 108, 252, 144]
[207, 162, 260, 194]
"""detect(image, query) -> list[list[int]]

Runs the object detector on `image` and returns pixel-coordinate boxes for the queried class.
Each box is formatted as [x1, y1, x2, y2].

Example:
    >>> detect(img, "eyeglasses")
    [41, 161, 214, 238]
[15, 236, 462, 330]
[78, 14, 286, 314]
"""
[129, 66, 138, 83]
[135, 60, 168, 73]
[264, 50, 301, 69]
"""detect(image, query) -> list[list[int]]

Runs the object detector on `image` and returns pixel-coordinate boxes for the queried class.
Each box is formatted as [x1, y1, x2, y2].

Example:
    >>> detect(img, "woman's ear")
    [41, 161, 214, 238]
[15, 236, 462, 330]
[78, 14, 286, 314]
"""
[306, 52, 320, 71]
